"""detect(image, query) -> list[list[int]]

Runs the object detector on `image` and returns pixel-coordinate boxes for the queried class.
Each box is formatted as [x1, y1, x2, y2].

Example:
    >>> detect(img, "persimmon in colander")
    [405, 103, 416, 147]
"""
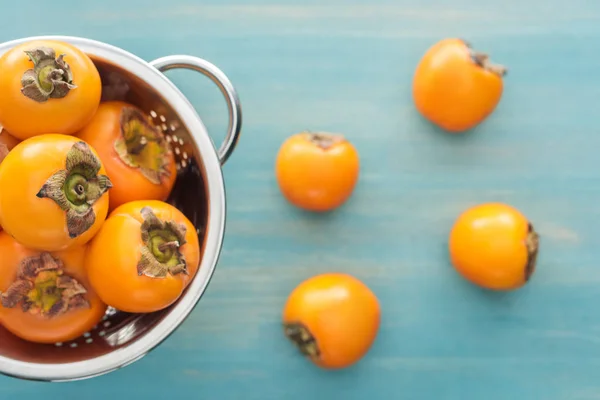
[0, 130, 20, 233]
[0, 231, 107, 344]
[0, 131, 19, 224]
[0, 134, 112, 252]
[85, 200, 201, 313]
[0, 40, 102, 140]
[76, 101, 178, 211]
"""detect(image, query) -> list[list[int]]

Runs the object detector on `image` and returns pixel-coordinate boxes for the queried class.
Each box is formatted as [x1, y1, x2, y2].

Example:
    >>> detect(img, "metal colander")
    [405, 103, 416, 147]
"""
[0, 35, 242, 382]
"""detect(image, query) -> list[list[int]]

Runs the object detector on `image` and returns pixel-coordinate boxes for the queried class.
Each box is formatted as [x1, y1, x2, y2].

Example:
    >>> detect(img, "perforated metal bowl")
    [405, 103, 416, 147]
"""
[0, 35, 242, 382]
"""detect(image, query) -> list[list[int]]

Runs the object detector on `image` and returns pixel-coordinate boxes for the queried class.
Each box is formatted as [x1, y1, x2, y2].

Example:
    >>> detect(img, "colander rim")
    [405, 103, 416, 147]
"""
[0, 35, 227, 381]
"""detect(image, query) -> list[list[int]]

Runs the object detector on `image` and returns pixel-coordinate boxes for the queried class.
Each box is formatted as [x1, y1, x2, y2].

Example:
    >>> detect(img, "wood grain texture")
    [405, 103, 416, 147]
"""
[1, 0, 600, 398]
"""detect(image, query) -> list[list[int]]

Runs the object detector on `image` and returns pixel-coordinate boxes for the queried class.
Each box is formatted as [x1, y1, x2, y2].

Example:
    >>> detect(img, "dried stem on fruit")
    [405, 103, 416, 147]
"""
[471, 52, 507, 77]
[462, 40, 507, 77]
[114, 107, 173, 185]
[524, 223, 540, 281]
[20, 46, 77, 102]
[283, 322, 320, 358]
[137, 206, 188, 278]
[304, 131, 346, 150]
[0, 253, 89, 317]
[36, 141, 113, 238]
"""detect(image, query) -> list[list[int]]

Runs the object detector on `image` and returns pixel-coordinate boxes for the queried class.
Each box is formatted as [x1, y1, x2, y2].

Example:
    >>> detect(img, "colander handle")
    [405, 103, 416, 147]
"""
[150, 56, 242, 166]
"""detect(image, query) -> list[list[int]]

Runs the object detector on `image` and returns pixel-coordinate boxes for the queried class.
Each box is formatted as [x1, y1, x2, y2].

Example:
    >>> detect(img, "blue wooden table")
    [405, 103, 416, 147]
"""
[1, 0, 599, 398]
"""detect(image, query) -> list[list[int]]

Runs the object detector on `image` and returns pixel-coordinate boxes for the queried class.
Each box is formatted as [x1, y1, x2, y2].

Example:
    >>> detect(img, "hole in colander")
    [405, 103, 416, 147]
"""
[105, 306, 118, 316]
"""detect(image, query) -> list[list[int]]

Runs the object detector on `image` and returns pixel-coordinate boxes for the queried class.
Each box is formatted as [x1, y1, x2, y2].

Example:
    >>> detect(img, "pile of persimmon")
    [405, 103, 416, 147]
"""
[276, 38, 539, 372]
[0, 39, 201, 345]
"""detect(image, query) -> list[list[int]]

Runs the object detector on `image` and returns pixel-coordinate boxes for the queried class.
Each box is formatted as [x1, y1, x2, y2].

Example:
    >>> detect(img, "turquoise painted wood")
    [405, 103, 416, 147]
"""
[1, 0, 599, 398]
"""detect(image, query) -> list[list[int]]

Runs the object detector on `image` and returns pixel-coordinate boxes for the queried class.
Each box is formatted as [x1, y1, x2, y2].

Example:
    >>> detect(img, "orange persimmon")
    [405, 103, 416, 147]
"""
[0, 129, 19, 232]
[283, 273, 380, 369]
[448, 202, 539, 291]
[76, 101, 178, 211]
[412, 38, 506, 133]
[0, 40, 101, 140]
[85, 200, 201, 313]
[275, 131, 360, 212]
[0, 129, 18, 232]
[0, 231, 107, 344]
[0, 134, 112, 252]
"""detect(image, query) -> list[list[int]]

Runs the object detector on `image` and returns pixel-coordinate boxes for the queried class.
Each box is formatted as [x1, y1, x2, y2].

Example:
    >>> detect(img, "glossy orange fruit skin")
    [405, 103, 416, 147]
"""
[275, 133, 360, 212]
[0, 231, 107, 344]
[449, 202, 537, 291]
[412, 38, 504, 133]
[85, 200, 201, 313]
[76, 101, 178, 211]
[0, 130, 19, 231]
[0, 134, 110, 252]
[283, 273, 380, 369]
[0, 40, 101, 140]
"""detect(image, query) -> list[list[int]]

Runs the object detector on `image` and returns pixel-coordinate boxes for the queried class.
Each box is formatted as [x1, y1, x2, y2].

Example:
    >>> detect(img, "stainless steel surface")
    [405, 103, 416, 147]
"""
[0, 35, 241, 382]
[150, 56, 242, 166]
